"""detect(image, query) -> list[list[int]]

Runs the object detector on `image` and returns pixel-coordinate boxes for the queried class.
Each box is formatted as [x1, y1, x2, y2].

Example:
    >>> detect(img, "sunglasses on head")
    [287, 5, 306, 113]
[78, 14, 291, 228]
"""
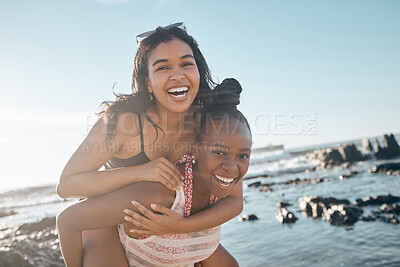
[136, 22, 187, 44]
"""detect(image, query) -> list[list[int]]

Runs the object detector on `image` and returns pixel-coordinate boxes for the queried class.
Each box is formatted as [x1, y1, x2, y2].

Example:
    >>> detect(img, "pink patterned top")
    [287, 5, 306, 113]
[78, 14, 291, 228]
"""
[118, 154, 221, 267]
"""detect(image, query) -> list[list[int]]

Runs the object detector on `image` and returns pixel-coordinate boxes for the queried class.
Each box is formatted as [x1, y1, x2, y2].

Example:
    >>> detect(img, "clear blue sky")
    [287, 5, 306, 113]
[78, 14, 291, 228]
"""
[1, 0, 399, 189]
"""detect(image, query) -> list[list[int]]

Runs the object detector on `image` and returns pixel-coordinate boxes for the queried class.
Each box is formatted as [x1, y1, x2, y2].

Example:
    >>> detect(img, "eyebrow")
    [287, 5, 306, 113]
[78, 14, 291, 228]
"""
[210, 144, 251, 151]
[152, 54, 195, 67]
[210, 144, 228, 149]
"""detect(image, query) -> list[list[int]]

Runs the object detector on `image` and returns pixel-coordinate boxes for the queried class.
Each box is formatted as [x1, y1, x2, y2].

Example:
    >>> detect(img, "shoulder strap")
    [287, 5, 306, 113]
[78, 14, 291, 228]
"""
[138, 113, 145, 152]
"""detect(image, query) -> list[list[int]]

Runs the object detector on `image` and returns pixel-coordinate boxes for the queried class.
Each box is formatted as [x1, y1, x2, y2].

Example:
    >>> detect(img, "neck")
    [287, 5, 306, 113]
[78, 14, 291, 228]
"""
[191, 165, 210, 209]
[148, 104, 197, 134]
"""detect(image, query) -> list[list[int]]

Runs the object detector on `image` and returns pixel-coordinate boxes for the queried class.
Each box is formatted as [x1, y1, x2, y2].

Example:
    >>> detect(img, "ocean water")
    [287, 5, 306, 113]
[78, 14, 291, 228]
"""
[1, 139, 400, 266]
[222, 154, 400, 267]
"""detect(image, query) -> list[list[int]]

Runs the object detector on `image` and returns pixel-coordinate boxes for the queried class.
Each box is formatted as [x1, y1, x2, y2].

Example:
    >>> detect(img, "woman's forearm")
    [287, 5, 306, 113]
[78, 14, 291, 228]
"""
[180, 181, 243, 232]
[57, 117, 154, 199]
[57, 165, 146, 198]
[181, 195, 243, 232]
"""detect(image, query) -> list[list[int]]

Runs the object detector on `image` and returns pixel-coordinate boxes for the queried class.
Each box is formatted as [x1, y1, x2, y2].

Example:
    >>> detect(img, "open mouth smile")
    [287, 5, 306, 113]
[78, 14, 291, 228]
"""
[167, 86, 189, 99]
[214, 174, 236, 188]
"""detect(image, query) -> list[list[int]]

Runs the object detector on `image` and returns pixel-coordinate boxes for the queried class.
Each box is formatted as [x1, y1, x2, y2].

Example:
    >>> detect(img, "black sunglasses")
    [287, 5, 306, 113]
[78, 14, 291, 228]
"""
[136, 22, 187, 44]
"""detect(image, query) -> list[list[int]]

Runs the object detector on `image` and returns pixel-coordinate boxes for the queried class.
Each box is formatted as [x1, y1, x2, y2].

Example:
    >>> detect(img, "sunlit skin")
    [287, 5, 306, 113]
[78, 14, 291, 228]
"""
[56, 117, 250, 267]
[192, 118, 252, 209]
[56, 34, 245, 266]
[146, 38, 200, 116]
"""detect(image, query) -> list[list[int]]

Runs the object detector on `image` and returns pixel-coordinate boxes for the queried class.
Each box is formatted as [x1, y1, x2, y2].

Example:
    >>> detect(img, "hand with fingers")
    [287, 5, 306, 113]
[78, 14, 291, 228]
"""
[123, 200, 187, 235]
[141, 157, 184, 191]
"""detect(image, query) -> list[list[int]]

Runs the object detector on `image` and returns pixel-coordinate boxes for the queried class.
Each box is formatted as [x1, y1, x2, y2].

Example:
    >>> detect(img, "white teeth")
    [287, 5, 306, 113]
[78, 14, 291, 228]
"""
[170, 93, 186, 98]
[215, 175, 234, 184]
[167, 87, 189, 93]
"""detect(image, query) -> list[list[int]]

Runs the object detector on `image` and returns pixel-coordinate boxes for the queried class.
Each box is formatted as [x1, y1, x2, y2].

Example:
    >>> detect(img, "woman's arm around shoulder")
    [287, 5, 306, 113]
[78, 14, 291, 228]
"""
[124, 181, 243, 235]
[57, 113, 183, 198]
[57, 114, 130, 198]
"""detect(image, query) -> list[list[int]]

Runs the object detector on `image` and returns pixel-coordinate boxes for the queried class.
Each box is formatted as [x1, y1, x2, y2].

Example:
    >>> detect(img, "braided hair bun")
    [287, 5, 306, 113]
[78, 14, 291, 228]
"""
[212, 78, 242, 107]
[197, 78, 251, 142]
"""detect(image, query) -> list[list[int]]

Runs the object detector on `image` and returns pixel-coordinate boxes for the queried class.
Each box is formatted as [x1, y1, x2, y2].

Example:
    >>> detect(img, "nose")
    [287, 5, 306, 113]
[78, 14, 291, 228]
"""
[170, 67, 185, 81]
[222, 157, 239, 175]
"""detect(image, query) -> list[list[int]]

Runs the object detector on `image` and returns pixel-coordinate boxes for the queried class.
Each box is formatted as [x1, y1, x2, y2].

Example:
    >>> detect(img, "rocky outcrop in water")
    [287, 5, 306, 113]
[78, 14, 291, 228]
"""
[305, 133, 399, 169]
[298, 196, 363, 226]
[322, 204, 363, 226]
[259, 185, 273, 192]
[362, 138, 374, 153]
[282, 177, 331, 186]
[298, 196, 351, 218]
[243, 174, 272, 180]
[366, 210, 400, 224]
[238, 214, 259, 222]
[354, 194, 400, 206]
[276, 208, 298, 224]
[369, 162, 400, 175]
[356, 196, 400, 225]
[247, 181, 262, 188]
[277, 202, 292, 208]
[338, 171, 359, 180]
[0, 210, 17, 218]
[379, 203, 400, 215]
[306, 143, 365, 169]
[246, 177, 334, 194]
[337, 144, 364, 163]
[246, 181, 275, 192]
[375, 134, 400, 160]
[375, 213, 400, 224]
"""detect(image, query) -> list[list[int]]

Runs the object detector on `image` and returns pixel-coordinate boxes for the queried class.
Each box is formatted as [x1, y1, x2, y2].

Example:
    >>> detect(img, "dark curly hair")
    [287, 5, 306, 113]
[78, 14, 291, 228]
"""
[197, 78, 251, 142]
[99, 25, 214, 146]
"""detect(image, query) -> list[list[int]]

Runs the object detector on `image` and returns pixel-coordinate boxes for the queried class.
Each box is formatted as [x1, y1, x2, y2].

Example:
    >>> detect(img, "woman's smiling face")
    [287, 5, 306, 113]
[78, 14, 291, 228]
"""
[146, 38, 200, 114]
[194, 117, 252, 199]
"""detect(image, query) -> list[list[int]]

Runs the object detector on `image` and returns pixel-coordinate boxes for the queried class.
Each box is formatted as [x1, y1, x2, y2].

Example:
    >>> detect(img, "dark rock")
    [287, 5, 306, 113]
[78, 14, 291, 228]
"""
[369, 162, 400, 175]
[361, 215, 376, 222]
[379, 203, 400, 215]
[322, 204, 363, 226]
[375, 134, 400, 159]
[247, 181, 262, 188]
[306, 143, 364, 169]
[243, 174, 272, 180]
[17, 217, 56, 233]
[378, 214, 400, 224]
[0, 217, 63, 267]
[384, 134, 400, 152]
[337, 143, 364, 163]
[362, 138, 374, 153]
[281, 177, 330, 186]
[238, 214, 259, 222]
[321, 148, 344, 167]
[339, 171, 360, 180]
[298, 196, 351, 218]
[0, 210, 18, 218]
[375, 138, 382, 152]
[354, 194, 400, 206]
[259, 185, 273, 192]
[276, 208, 298, 224]
[305, 166, 317, 173]
[277, 202, 292, 208]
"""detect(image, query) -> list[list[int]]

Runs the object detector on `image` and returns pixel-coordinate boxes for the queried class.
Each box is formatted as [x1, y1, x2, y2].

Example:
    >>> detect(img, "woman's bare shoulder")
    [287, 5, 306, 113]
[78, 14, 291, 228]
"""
[116, 112, 141, 137]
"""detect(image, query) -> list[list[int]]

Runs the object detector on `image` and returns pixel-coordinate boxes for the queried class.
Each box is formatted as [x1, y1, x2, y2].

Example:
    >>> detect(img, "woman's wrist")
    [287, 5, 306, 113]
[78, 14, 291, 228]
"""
[126, 164, 149, 183]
